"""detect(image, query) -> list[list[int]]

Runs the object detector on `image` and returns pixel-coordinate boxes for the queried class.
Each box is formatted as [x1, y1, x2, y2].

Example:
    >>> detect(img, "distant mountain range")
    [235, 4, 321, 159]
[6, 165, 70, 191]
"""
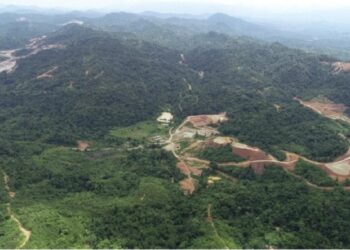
[0, 9, 349, 59]
[1, 8, 350, 249]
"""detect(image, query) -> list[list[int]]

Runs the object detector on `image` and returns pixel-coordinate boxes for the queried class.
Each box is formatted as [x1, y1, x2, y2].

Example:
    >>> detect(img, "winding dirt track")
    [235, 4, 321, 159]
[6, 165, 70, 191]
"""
[167, 118, 350, 191]
[207, 204, 229, 249]
[2, 172, 31, 248]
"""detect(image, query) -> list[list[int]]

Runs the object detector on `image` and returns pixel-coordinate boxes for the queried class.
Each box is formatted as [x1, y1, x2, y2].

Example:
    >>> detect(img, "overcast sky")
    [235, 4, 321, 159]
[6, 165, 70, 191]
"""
[1, 0, 350, 11]
[1, 0, 350, 21]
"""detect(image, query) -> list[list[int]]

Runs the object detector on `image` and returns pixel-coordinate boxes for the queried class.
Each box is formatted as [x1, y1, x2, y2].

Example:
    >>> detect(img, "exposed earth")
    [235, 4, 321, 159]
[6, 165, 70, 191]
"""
[295, 96, 350, 124]
[162, 113, 350, 195]
[76, 140, 90, 152]
[0, 36, 65, 74]
[332, 61, 350, 74]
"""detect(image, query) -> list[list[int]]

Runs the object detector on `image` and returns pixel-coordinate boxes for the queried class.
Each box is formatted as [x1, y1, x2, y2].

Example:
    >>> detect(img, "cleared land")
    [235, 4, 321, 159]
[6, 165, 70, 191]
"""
[295, 96, 350, 177]
[295, 96, 350, 124]
[332, 62, 350, 74]
[188, 113, 228, 127]
[77, 141, 90, 152]
[326, 161, 350, 176]
[111, 121, 168, 141]
[232, 142, 273, 161]
[0, 36, 65, 74]
[164, 113, 350, 194]
[0, 50, 17, 73]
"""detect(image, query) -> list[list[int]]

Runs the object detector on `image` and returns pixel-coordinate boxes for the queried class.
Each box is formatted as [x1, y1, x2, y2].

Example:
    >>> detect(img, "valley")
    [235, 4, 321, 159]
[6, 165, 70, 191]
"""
[1, 9, 350, 249]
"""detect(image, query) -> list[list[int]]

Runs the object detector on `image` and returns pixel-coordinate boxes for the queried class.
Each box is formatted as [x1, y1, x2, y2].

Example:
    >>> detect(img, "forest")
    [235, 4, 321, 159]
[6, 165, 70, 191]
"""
[0, 12, 350, 248]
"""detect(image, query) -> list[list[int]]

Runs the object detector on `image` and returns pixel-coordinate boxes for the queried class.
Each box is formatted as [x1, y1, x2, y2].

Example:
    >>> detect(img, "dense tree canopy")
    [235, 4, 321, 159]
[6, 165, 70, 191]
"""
[1, 13, 350, 249]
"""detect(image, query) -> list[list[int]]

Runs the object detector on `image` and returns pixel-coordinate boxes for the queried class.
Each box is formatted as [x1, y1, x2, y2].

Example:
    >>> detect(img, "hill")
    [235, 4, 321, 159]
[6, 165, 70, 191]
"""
[0, 24, 349, 158]
[1, 16, 350, 249]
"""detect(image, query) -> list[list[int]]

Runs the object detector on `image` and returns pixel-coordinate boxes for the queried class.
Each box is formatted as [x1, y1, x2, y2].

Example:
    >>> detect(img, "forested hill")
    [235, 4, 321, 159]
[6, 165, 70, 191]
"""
[0, 24, 198, 143]
[0, 24, 350, 160]
[2, 11, 350, 249]
[1, 10, 350, 57]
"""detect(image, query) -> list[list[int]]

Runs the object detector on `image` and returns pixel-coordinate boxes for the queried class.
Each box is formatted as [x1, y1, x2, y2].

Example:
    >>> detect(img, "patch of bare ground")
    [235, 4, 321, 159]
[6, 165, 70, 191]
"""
[177, 162, 191, 176]
[325, 159, 350, 178]
[188, 113, 228, 127]
[332, 61, 350, 74]
[295, 96, 350, 124]
[178, 53, 186, 65]
[172, 125, 219, 142]
[0, 49, 17, 73]
[274, 104, 281, 111]
[26, 36, 65, 54]
[177, 161, 203, 194]
[163, 142, 176, 152]
[36, 66, 59, 79]
[167, 113, 350, 193]
[189, 167, 203, 176]
[0, 36, 65, 74]
[208, 137, 234, 148]
[0, 59, 16, 73]
[182, 140, 205, 154]
[232, 142, 273, 161]
[179, 178, 197, 195]
[198, 71, 204, 79]
[77, 140, 90, 152]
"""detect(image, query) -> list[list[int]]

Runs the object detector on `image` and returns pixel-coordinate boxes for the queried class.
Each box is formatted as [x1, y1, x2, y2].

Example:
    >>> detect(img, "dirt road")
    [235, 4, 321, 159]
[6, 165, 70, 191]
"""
[207, 204, 229, 249]
[2, 172, 31, 248]
[166, 116, 350, 191]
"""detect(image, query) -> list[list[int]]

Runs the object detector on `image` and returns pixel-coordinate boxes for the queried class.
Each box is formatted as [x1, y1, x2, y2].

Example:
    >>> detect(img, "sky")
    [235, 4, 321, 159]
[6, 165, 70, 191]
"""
[1, 0, 350, 22]
[1, 0, 350, 11]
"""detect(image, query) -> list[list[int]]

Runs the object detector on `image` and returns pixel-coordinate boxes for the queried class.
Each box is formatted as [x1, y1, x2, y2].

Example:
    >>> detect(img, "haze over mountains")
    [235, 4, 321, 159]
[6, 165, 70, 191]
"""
[0, 5, 350, 59]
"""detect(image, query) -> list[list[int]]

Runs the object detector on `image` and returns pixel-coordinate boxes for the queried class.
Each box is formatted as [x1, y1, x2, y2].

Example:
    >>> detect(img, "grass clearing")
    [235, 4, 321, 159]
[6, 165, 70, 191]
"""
[110, 121, 168, 140]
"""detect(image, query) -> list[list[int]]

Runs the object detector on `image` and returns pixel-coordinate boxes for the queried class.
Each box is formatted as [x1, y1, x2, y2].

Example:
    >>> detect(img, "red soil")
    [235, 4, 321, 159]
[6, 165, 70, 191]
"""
[206, 140, 223, 149]
[77, 140, 90, 151]
[187, 113, 227, 127]
[180, 178, 197, 195]
[189, 167, 203, 176]
[177, 162, 203, 177]
[232, 147, 270, 161]
[176, 162, 191, 176]
[188, 115, 212, 127]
